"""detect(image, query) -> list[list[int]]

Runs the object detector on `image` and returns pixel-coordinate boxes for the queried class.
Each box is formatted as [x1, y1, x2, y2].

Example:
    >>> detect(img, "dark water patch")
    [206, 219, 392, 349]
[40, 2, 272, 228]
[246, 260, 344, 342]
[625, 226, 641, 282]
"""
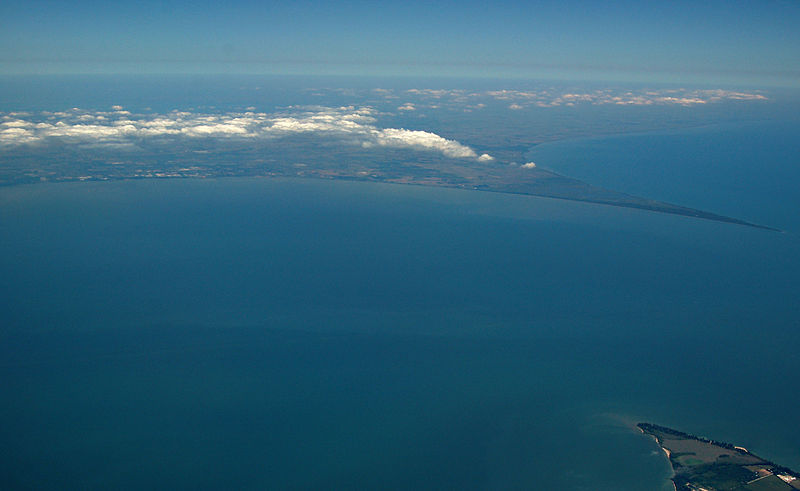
[1, 177, 798, 489]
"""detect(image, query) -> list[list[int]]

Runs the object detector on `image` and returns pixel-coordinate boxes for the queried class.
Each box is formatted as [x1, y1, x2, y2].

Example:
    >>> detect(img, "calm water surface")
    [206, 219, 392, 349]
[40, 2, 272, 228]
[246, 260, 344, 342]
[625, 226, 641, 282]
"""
[1, 123, 799, 490]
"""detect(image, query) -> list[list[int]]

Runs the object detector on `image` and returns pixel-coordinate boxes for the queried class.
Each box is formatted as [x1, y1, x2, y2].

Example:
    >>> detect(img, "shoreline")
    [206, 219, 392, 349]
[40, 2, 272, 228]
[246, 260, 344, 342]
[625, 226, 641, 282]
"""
[0, 172, 782, 232]
[638, 423, 800, 491]
[636, 425, 677, 491]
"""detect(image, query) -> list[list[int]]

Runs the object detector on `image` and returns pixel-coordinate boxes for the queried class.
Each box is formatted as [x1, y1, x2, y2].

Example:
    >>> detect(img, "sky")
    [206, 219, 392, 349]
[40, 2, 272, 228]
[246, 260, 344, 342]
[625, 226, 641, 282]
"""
[1, 0, 799, 87]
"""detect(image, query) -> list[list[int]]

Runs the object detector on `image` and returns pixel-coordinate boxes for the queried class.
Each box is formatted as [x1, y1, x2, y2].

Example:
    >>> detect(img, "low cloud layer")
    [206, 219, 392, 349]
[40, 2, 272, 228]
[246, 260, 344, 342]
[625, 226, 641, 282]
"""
[483, 88, 768, 108]
[310, 87, 768, 110]
[0, 106, 491, 161]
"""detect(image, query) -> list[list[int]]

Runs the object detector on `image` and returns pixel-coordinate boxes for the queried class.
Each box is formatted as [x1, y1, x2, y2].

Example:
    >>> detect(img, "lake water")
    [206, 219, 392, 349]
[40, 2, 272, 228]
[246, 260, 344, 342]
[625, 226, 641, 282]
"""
[1, 122, 799, 489]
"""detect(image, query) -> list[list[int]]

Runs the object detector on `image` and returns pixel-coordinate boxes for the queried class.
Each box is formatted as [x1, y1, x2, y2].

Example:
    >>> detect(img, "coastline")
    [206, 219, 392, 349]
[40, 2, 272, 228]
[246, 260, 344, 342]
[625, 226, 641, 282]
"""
[638, 423, 800, 491]
[636, 424, 678, 491]
[0, 171, 781, 232]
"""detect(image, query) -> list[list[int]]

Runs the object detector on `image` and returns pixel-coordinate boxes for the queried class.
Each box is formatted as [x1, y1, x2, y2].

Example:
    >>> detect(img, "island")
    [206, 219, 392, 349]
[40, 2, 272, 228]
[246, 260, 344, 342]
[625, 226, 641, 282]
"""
[639, 423, 800, 491]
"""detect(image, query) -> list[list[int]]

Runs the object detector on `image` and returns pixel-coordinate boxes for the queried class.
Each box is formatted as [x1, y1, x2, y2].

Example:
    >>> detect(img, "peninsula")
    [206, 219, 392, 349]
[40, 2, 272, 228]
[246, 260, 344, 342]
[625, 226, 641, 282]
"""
[0, 138, 780, 231]
[639, 423, 800, 491]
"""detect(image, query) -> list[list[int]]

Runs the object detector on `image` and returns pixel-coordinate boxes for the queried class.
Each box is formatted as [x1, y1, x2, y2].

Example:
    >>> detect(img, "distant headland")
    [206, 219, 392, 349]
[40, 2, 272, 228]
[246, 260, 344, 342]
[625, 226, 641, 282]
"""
[0, 140, 781, 232]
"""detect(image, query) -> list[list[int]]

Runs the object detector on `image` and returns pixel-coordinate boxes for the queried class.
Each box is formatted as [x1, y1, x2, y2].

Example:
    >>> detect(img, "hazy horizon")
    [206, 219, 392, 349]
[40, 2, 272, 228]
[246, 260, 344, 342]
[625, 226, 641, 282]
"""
[2, 1, 799, 87]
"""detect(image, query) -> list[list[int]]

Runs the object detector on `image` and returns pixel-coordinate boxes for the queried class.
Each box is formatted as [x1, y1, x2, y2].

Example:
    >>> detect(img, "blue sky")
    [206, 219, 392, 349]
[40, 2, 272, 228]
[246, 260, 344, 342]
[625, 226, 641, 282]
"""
[2, 0, 799, 86]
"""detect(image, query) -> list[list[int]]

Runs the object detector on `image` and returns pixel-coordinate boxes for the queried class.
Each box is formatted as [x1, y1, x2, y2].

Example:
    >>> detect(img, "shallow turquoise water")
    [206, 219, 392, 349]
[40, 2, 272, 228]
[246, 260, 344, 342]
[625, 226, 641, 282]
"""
[1, 122, 799, 489]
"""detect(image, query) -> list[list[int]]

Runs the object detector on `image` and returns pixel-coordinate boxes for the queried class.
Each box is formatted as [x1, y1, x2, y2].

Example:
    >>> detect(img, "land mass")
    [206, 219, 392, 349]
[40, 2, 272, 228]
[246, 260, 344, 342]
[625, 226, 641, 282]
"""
[0, 138, 779, 231]
[639, 423, 800, 491]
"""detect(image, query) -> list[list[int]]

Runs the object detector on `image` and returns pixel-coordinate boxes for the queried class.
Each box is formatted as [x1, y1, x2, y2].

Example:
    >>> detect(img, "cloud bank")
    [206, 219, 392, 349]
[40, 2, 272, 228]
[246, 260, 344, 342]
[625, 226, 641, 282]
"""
[309, 87, 767, 111]
[483, 88, 768, 108]
[0, 106, 492, 161]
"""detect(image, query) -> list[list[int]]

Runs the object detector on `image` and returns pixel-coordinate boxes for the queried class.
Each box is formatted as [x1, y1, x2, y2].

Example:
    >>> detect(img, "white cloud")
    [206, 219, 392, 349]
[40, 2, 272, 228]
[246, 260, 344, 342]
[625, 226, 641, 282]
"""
[405, 89, 466, 98]
[0, 127, 37, 144]
[397, 103, 416, 111]
[179, 123, 252, 137]
[521, 162, 537, 168]
[485, 88, 767, 107]
[373, 128, 478, 158]
[2, 119, 35, 128]
[0, 106, 492, 161]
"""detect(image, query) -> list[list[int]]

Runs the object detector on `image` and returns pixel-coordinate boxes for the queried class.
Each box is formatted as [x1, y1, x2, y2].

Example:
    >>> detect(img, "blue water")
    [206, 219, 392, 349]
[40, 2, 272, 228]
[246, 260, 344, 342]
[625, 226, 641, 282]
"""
[527, 120, 800, 233]
[2, 100, 800, 488]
